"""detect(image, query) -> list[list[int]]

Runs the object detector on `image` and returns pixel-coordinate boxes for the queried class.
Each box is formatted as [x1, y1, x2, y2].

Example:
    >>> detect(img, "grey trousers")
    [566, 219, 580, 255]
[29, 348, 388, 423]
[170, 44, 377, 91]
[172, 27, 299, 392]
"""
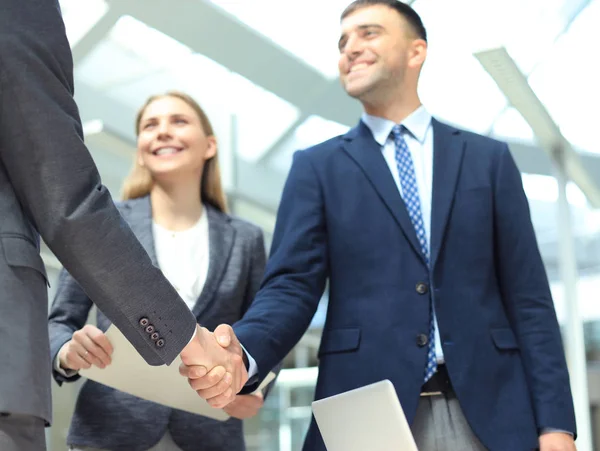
[70, 429, 183, 451]
[410, 393, 487, 451]
[0, 413, 46, 451]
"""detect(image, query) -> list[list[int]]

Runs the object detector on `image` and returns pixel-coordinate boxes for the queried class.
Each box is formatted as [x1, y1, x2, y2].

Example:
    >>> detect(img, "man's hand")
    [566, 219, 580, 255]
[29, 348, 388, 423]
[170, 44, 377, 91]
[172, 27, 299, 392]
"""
[223, 392, 264, 419]
[539, 432, 576, 451]
[58, 325, 113, 371]
[179, 324, 248, 408]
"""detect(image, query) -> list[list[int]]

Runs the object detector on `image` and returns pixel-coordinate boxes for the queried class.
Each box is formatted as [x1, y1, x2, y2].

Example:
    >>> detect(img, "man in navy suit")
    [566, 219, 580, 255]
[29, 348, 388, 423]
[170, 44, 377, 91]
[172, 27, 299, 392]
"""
[185, 1, 577, 449]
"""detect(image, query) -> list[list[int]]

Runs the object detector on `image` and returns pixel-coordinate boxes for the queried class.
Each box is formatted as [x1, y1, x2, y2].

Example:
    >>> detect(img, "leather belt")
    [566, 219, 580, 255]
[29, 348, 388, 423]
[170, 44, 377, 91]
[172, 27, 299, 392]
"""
[420, 364, 453, 397]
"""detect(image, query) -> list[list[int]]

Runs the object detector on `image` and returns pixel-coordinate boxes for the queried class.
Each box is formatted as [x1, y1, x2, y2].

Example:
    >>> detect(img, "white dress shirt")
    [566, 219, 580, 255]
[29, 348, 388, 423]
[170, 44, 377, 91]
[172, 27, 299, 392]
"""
[361, 106, 444, 363]
[152, 213, 209, 311]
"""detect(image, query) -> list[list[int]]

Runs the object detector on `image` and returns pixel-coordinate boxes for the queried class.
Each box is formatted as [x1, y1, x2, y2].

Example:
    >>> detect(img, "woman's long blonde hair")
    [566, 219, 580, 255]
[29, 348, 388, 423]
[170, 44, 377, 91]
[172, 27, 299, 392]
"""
[121, 91, 228, 213]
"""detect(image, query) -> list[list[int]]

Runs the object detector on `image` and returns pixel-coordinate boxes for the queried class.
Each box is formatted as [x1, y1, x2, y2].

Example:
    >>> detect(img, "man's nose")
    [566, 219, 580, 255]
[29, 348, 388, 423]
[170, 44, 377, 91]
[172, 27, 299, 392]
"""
[344, 34, 362, 58]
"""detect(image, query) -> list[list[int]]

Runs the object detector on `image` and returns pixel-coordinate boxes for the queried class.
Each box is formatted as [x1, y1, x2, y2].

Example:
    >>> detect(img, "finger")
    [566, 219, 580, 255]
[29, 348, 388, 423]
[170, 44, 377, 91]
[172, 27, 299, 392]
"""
[83, 332, 112, 366]
[78, 334, 110, 368]
[194, 371, 232, 400]
[232, 354, 247, 393]
[214, 324, 233, 347]
[233, 360, 243, 394]
[189, 366, 227, 392]
[243, 392, 264, 406]
[234, 394, 262, 407]
[68, 353, 90, 370]
[63, 350, 83, 370]
[75, 343, 96, 368]
[206, 384, 236, 409]
[179, 363, 207, 379]
[223, 399, 249, 419]
[223, 404, 239, 417]
[87, 328, 114, 357]
[68, 343, 92, 369]
[73, 330, 106, 367]
[225, 393, 263, 417]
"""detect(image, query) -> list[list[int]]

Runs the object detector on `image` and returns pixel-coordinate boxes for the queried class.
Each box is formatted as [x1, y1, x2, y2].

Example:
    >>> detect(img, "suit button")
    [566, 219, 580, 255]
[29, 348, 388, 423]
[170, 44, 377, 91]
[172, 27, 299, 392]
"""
[416, 282, 428, 295]
[145, 325, 155, 334]
[139, 318, 149, 327]
[416, 334, 428, 347]
[156, 338, 165, 348]
[151, 332, 160, 341]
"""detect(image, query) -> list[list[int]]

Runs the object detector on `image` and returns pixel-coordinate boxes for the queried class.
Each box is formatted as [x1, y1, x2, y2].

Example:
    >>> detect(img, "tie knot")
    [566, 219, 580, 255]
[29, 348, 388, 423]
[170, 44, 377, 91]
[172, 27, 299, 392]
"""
[391, 124, 405, 140]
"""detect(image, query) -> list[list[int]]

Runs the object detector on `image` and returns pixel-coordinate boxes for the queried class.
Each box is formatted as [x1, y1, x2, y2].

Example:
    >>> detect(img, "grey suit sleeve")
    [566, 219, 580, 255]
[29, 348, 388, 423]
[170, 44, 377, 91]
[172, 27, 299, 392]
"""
[0, 0, 196, 365]
[48, 269, 94, 385]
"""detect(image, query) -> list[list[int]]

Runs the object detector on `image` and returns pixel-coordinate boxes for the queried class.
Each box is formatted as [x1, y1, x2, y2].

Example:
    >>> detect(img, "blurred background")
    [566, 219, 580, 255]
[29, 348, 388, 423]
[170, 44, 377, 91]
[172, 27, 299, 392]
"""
[44, 0, 599, 449]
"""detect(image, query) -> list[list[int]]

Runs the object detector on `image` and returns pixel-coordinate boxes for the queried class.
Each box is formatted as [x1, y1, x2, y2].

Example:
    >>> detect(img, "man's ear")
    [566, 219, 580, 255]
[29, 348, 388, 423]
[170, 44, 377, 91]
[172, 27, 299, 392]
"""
[408, 39, 427, 69]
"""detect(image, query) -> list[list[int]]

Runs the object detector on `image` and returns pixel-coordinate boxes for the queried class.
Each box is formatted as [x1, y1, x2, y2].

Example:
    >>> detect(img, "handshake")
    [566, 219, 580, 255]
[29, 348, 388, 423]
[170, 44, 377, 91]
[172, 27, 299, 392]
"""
[59, 323, 253, 413]
[179, 324, 249, 409]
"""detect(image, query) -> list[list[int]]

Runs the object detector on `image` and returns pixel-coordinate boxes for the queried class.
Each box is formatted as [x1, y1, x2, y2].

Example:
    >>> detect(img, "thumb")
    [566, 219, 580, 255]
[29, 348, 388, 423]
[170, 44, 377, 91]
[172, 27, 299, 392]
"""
[214, 324, 233, 347]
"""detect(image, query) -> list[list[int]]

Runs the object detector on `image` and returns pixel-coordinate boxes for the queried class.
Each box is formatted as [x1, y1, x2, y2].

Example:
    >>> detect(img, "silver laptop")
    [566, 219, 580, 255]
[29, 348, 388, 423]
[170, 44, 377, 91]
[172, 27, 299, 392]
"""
[312, 380, 418, 451]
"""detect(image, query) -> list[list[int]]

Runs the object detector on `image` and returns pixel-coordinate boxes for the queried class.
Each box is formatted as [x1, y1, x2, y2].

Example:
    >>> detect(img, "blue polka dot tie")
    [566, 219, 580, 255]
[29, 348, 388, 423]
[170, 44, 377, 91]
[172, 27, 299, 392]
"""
[391, 124, 437, 383]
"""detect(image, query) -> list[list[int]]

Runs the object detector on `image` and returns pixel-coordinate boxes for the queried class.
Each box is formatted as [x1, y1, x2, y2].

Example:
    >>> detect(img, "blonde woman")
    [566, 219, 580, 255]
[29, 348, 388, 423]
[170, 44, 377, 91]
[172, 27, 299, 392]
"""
[48, 92, 274, 451]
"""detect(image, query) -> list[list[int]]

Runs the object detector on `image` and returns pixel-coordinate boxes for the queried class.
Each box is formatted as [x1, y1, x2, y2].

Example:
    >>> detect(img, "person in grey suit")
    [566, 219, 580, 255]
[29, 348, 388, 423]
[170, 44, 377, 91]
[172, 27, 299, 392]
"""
[48, 92, 275, 451]
[0, 1, 246, 450]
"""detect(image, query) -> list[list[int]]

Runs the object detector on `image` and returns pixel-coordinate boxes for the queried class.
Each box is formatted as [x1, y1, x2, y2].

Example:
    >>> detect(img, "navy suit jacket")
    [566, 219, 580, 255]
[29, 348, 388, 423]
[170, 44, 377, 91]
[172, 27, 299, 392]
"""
[235, 119, 576, 451]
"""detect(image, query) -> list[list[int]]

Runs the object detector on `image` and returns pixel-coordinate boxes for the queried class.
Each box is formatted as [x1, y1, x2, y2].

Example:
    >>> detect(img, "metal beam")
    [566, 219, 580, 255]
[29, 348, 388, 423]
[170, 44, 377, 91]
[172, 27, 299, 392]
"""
[484, 0, 594, 135]
[113, 0, 362, 128]
[475, 47, 600, 207]
[71, 6, 122, 63]
[259, 114, 309, 163]
[260, 78, 364, 163]
[555, 148, 593, 451]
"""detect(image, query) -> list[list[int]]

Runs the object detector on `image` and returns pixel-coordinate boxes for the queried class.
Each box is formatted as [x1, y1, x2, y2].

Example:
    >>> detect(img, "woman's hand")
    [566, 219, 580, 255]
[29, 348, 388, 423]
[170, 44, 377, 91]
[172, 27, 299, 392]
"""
[58, 325, 113, 371]
[223, 392, 265, 419]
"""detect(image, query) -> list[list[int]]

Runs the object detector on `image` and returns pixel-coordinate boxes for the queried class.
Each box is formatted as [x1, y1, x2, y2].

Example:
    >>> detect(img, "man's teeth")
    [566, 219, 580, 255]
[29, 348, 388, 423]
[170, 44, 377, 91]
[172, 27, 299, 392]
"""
[350, 63, 369, 72]
[155, 147, 179, 156]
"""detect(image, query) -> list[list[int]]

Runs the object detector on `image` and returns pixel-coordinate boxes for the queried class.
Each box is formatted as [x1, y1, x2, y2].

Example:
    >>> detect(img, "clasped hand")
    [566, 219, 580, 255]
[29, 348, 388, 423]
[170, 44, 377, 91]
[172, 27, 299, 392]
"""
[60, 323, 248, 411]
[179, 324, 248, 409]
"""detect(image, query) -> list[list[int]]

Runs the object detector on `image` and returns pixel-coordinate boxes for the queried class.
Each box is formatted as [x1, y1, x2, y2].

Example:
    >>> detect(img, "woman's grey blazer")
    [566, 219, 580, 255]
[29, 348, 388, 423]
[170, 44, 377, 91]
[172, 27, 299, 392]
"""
[48, 196, 271, 451]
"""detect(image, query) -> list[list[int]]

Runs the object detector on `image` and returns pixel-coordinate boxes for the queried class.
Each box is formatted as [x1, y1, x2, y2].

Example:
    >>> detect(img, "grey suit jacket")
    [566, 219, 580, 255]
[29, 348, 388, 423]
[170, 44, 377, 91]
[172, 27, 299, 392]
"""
[0, 0, 196, 424]
[49, 197, 270, 451]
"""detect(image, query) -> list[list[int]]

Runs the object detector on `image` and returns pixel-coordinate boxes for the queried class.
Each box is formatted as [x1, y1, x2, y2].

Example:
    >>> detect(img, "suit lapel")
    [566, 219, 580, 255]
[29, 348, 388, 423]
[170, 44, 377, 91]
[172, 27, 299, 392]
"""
[192, 205, 235, 317]
[430, 119, 465, 270]
[342, 121, 425, 264]
[122, 196, 159, 267]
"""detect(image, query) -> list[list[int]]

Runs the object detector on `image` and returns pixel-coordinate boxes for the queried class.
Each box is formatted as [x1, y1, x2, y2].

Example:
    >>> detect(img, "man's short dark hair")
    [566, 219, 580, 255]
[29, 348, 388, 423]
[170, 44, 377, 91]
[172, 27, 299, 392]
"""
[341, 0, 427, 42]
